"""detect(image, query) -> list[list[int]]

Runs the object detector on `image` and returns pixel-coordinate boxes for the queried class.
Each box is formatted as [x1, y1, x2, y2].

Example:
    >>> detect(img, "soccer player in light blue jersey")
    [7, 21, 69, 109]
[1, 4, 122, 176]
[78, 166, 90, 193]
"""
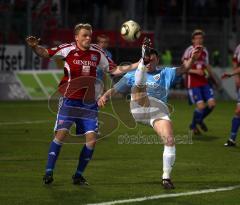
[98, 39, 200, 189]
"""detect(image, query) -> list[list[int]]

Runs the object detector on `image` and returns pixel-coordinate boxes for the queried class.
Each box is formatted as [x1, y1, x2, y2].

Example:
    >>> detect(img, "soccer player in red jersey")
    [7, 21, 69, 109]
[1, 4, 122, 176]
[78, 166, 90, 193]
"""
[26, 23, 138, 185]
[182, 29, 217, 134]
[222, 44, 240, 146]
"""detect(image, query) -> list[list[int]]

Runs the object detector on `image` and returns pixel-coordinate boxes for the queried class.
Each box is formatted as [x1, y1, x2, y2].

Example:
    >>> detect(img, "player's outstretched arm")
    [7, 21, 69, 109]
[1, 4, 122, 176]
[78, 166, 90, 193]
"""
[110, 62, 139, 75]
[25, 36, 49, 58]
[222, 68, 240, 79]
[97, 88, 118, 107]
[110, 37, 151, 75]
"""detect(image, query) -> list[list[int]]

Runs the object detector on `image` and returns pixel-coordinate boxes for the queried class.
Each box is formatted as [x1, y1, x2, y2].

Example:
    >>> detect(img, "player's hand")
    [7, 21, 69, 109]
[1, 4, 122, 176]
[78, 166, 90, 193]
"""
[221, 72, 232, 79]
[25, 36, 40, 48]
[142, 37, 152, 65]
[195, 69, 205, 76]
[191, 46, 203, 61]
[97, 95, 108, 107]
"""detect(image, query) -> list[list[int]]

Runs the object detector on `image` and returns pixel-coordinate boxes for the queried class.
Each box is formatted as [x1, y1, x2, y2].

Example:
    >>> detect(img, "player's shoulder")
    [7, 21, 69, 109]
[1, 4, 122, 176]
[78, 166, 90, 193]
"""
[234, 44, 240, 54]
[124, 69, 136, 78]
[184, 45, 194, 52]
[58, 42, 75, 49]
[202, 46, 209, 54]
[90, 44, 105, 54]
[156, 66, 176, 72]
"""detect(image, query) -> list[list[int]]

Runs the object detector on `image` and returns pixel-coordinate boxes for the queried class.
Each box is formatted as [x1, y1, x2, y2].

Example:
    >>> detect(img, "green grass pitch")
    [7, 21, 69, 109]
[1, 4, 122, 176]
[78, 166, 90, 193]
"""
[0, 99, 240, 205]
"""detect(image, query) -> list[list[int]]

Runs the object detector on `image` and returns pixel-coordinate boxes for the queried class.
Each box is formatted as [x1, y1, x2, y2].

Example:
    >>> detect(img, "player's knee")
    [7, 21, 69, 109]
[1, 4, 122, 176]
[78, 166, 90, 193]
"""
[208, 100, 216, 108]
[55, 130, 68, 142]
[164, 136, 175, 146]
[86, 138, 97, 148]
[196, 102, 205, 110]
[235, 108, 240, 117]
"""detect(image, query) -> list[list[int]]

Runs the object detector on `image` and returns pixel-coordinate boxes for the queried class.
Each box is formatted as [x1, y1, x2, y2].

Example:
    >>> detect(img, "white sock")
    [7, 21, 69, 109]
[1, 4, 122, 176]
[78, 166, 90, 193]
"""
[135, 60, 146, 86]
[162, 145, 176, 179]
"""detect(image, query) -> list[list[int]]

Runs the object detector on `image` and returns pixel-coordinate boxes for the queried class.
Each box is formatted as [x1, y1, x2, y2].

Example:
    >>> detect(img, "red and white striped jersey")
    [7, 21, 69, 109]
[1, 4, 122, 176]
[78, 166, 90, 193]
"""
[182, 45, 209, 88]
[233, 44, 240, 65]
[47, 42, 111, 100]
[232, 44, 240, 88]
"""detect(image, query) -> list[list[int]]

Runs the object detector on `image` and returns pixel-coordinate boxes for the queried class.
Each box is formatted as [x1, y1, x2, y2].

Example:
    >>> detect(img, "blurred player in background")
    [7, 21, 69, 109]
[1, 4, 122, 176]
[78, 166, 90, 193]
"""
[96, 34, 113, 95]
[222, 44, 240, 146]
[182, 29, 218, 135]
[26, 23, 138, 185]
[98, 38, 200, 189]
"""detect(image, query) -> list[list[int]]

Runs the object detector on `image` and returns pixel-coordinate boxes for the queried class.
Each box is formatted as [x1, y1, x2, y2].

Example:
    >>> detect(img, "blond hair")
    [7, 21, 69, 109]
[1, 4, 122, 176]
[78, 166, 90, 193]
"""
[74, 23, 92, 35]
[191, 29, 205, 39]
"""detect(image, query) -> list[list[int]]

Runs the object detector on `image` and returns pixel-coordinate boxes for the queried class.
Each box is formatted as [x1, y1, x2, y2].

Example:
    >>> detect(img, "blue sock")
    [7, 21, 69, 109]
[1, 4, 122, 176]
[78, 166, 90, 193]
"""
[190, 109, 204, 129]
[230, 116, 240, 141]
[202, 106, 214, 121]
[45, 139, 62, 175]
[75, 144, 94, 176]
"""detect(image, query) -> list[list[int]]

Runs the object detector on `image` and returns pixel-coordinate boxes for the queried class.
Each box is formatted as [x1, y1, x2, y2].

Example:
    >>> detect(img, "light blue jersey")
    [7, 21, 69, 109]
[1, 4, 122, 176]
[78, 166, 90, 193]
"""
[97, 49, 112, 80]
[114, 66, 176, 103]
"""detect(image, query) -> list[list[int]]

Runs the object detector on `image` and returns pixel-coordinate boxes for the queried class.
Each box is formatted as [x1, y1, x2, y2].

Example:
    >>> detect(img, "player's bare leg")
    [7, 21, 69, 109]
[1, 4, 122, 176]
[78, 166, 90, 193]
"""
[72, 131, 97, 185]
[131, 58, 150, 107]
[153, 119, 176, 189]
[43, 130, 68, 184]
[131, 86, 150, 107]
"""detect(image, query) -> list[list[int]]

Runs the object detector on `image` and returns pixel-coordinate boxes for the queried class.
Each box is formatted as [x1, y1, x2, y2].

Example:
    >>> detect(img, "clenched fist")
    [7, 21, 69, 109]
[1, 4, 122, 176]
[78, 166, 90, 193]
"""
[25, 36, 40, 48]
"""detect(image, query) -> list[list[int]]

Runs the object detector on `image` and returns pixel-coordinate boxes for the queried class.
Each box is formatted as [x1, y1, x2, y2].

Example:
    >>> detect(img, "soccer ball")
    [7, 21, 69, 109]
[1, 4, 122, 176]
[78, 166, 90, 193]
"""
[120, 20, 141, 42]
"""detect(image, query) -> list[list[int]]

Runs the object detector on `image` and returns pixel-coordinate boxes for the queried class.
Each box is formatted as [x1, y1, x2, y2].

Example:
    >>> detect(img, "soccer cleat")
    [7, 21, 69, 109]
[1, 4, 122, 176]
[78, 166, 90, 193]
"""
[43, 173, 54, 184]
[224, 139, 236, 147]
[190, 127, 201, 135]
[198, 122, 208, 132]
[162, 179, 175, 189]
[72, 174, 89, 185]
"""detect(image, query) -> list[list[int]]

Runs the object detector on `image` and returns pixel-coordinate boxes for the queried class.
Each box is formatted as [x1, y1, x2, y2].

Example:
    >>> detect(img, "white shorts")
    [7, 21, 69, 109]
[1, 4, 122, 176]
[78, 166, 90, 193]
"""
[130, 96, 170, 127]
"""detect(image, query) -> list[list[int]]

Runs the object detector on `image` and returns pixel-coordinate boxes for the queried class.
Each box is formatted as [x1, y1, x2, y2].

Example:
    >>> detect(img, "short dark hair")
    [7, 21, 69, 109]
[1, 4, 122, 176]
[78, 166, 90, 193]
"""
[97, 34, 109, 42]
[191, 29, 205, 39]
[149, 48, 159, 57]
[74, 23, 92, 35]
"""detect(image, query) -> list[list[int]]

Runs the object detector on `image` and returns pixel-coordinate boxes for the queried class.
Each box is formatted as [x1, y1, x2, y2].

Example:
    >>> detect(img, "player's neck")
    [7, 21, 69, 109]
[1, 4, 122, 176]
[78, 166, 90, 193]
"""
[76, 42, 88, 51]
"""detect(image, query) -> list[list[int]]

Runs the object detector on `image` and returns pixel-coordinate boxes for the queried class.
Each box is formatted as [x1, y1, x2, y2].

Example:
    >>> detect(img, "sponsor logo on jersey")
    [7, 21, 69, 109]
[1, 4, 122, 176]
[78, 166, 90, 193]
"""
[82, 66, 90, 75]
[153, 74, 160, 81]
[73, 60, 97, 67]
[91, 54, 98, 61]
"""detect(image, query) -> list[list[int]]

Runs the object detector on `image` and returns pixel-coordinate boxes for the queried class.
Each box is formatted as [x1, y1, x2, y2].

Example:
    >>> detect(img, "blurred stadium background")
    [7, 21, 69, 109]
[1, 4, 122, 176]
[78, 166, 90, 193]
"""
[0, 0, 239, 100]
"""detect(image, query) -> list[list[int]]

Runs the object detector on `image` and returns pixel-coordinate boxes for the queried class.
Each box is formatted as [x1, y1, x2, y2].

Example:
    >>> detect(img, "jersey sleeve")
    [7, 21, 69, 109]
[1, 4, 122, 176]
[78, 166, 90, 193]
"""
[233, 45, 240, 65]
[113, 72, 134, 93]
[47, 43, 72, 58]
[163, 67, 177, 86]
[98, 51, 110, 71]
[205, 48, 209, 65]
[181, 47, 191, 62]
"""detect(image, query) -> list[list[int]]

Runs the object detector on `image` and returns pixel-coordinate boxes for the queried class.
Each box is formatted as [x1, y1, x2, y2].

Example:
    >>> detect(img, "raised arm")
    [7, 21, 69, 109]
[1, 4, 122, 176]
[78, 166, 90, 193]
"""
[25, 36, 49, 58]
[176, 46, 202, 75]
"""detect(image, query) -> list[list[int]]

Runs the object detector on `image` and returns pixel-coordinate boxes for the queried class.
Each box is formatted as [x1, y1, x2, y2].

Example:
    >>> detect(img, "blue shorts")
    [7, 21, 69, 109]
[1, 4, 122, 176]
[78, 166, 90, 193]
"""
[54, 97, 98, 135]
[188, 84, 214, 104]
